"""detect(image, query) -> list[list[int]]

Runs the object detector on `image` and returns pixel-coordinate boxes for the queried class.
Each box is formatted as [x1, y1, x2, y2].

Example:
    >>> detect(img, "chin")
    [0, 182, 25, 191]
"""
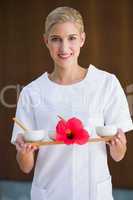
[55, 61, 74, 69]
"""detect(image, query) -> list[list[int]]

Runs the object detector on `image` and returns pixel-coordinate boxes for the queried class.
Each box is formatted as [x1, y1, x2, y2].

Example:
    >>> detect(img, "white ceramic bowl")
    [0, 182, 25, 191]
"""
[95, 126, 117, 137]
[48, 130, 56, 140]
[24, 130, 46, 142]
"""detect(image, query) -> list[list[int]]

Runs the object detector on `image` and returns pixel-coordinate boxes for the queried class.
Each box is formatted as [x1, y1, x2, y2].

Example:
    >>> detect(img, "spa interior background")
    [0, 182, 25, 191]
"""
[0, 0, 133, 199]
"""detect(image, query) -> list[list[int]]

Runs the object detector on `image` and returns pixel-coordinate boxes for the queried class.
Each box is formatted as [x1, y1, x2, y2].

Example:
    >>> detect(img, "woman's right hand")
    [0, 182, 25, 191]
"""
[15, 134, 38, 173]
[15, 134, 38, 154]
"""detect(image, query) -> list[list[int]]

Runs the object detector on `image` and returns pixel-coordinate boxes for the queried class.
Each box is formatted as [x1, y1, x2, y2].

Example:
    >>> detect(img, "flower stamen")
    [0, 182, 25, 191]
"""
[67, 132, 74, 139]
[66, 129, 74, 139]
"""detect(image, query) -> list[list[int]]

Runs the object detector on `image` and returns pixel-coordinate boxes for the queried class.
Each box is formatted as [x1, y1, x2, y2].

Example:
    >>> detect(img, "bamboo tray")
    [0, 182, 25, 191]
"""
[26, 136, 114, 147]
[13, 117, 115, 147]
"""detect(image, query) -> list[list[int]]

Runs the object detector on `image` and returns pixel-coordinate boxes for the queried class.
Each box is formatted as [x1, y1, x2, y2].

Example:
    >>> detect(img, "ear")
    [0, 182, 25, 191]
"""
[80, 32, 86, 47]
[43, 34, 49, 48]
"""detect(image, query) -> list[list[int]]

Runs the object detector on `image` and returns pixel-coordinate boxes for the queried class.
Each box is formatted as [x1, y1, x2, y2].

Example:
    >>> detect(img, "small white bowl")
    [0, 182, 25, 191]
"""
[48, 130, 56, 140]
[95, 126, 117, 137]
[24, 130, 46, 142]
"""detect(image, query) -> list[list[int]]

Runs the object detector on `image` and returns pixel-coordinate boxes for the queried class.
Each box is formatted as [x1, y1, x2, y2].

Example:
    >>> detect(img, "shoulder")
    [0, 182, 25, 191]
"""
[90, 64, 118, 85]
[21, 72, 48, 94]
[17, 72, 50, 101]
[90, 65, 125, 103]
[90, 64, 115, 79]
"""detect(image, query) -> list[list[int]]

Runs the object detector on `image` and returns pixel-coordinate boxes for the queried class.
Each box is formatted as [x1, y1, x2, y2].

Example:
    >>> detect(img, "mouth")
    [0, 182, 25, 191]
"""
[58, 53, 72, 59]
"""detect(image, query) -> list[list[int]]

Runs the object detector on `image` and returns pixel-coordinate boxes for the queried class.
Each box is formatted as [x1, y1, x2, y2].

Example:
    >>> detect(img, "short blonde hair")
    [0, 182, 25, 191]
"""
[45, 7, 84, 36]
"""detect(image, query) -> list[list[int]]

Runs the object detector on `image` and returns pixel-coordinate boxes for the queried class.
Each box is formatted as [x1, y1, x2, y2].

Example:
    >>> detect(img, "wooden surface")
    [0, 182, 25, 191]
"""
[26, 136, 115, 146]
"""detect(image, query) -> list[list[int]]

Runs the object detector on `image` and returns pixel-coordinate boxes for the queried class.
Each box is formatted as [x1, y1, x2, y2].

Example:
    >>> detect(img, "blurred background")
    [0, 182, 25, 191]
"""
[0, 0, 133, 199]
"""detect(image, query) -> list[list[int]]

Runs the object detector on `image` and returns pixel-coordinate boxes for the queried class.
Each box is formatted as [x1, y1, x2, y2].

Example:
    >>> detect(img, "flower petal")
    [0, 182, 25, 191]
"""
[64, 137, 75, 145]
[55, 133, 65, 141]
[56, 119, 66, 135]
[66, 117, 83, 132]
[75, 129, 90, 145]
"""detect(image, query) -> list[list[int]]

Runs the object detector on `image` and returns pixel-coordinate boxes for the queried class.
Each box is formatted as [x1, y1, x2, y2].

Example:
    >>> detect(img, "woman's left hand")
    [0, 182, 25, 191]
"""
[107, 129, 127, 162]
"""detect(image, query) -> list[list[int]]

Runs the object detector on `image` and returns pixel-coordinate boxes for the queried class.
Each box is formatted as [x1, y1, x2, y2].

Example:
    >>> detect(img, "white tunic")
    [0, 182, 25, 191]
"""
[11, 64, 133, 200]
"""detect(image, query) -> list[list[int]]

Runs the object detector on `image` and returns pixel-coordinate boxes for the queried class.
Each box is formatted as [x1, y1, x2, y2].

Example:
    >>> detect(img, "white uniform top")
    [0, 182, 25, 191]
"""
[11, 64, 133, 200]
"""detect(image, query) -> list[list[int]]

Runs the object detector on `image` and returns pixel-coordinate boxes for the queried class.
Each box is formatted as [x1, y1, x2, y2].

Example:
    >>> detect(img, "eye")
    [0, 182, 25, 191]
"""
[69, 36, 77, 41]
[51, 37, 61, 42]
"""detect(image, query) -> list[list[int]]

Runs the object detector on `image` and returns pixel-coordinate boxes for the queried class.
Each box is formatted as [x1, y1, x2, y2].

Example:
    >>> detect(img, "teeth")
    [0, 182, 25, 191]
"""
[59, 54, 71, 58]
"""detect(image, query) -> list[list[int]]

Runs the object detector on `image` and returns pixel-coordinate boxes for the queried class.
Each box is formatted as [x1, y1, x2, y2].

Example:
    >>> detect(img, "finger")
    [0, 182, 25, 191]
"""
[117, 130, 127, 145]
[110, 139, 115, 146]
[16, 134, 25, 145]
[19, 143, 26, 149]
[114, 138, 122, 146]
[114, 138, 127, 153]
[109, 136, 122, 147]
[25, 144, 35, 153]
[117, 135, 126, 145]
[25, 144, 38, 153]
[24, 144, 31, 152]
[31, 145, 38, 152]
[15, 137, 24, 144]
[19, 143, 29, 153]
[15, 140, 24, 149]
[16, 143, 22, 152]
[117, 128, 124, 134]
[16, 143, 27, 153]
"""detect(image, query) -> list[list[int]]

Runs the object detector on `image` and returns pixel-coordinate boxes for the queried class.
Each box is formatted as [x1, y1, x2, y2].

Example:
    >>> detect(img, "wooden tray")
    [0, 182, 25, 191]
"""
[26, 136, 114, 147]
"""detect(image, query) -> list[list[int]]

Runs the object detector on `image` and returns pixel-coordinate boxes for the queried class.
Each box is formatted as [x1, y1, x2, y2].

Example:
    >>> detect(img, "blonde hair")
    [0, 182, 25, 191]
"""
[45, 7, 84, 36]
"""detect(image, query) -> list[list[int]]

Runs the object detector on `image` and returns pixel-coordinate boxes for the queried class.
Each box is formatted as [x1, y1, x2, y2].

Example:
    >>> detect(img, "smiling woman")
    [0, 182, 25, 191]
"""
[44, 22, 85, 75]
[11, 6, 133, 200]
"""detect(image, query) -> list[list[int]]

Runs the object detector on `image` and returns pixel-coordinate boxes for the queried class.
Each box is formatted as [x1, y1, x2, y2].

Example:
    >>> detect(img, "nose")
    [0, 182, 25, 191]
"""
[60, 39, 69, 53]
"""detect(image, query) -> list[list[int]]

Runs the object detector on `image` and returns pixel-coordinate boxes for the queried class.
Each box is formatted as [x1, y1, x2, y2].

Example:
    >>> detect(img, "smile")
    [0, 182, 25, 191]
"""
[58, 54, 72, 59]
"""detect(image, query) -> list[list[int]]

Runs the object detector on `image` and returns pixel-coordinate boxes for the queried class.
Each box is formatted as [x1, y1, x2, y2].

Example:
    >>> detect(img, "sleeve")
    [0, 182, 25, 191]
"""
[103, 75, 133, 133]
[11, 87, 36, 144]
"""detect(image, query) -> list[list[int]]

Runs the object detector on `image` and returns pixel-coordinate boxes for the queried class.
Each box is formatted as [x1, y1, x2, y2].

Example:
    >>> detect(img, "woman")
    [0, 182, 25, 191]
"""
[11, 7, 133, 200]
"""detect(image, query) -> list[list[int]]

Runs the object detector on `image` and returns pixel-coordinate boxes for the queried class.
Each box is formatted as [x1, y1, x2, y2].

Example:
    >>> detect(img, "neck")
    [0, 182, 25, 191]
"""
[48, 65, 88, 85]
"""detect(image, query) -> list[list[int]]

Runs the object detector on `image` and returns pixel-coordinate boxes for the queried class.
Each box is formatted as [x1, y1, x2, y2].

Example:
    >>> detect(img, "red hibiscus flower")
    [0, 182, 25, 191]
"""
[56, 117, 90, 145]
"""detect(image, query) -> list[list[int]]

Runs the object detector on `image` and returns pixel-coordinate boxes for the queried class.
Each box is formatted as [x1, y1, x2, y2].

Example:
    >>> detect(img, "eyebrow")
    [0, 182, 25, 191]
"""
[49, 34, 78, 38]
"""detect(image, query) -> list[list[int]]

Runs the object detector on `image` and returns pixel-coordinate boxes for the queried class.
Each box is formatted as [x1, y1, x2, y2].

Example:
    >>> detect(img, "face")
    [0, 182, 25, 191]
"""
[44, 22, 85, 68]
